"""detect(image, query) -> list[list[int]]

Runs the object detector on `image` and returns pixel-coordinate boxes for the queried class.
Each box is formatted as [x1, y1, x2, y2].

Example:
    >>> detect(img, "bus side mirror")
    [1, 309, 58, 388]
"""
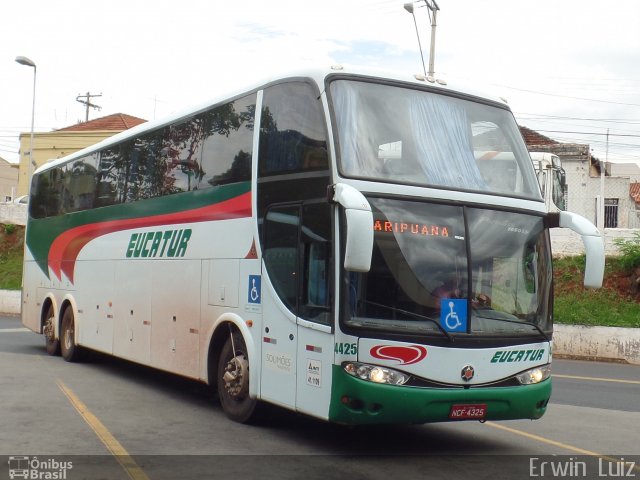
[547, 211, 605, 289]
[330, 183, 373, 272]
[559, 169, 567, 186]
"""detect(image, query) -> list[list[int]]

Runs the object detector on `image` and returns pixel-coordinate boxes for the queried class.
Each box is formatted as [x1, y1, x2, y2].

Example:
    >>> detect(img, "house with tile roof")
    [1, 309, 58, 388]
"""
[17, 113, 146, 195]
[519, 126, 640, 229]
[630, 183, 640, 208]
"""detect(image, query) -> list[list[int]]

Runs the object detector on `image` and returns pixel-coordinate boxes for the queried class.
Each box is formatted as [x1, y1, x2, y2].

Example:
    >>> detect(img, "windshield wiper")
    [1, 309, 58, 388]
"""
[363, 300, 453, 341]
[474, 310, 550, 341]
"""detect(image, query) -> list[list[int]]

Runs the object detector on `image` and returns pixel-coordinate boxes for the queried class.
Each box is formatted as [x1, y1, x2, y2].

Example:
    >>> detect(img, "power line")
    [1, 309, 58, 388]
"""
[533, 129, 640, 138]
[496, 84, 640, 107]
[541, 132, 640, 147]
[515, 112, 640, 125]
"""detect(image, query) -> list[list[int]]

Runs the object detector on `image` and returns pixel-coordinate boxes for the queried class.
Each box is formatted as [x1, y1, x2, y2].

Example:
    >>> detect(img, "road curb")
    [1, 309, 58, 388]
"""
[0, 290, 20, 315]
[553, 324, 640, 366]
[3, 290, 638, 365]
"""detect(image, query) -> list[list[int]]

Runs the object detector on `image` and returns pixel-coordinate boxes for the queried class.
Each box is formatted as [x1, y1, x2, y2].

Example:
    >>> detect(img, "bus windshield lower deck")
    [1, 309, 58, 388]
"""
[343, 197, 553, 340]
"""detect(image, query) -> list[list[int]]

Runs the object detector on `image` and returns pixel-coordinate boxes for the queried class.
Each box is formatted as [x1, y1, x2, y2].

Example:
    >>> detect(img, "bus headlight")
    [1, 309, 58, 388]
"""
[515, 364, 551, 385]
[343, 362, 410, 385]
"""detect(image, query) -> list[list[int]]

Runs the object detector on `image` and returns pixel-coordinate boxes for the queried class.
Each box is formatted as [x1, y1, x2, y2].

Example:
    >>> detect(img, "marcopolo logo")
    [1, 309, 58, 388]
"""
[265, 352, 293, 373]
[370, 345, 428, 365]
[490, 349, 546, 363]
[8, 456, 73, 479]
[126, 228, 192, 259]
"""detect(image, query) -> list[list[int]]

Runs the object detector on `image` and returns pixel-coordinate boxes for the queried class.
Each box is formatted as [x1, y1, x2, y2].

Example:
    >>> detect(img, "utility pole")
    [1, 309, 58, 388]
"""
[76, 91, 102, 122]
[597, 129, 609, 230]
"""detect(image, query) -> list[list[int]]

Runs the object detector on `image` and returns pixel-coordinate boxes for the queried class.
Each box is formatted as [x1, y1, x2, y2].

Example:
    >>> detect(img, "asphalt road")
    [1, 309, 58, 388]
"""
[1, 314, 638, 480]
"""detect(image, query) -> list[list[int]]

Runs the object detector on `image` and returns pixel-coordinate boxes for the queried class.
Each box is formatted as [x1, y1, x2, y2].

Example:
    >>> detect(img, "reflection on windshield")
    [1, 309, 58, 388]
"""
[330, 80, 541, 199]
[344, 198, 552, 338]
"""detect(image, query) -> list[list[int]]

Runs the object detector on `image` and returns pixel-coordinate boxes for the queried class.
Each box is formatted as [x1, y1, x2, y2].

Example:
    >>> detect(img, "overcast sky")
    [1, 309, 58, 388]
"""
[2, 0, 639, 165]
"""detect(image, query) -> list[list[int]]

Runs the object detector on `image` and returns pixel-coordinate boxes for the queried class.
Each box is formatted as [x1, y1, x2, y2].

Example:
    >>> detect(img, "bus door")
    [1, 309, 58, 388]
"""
[261, 202, 334, 418]
[294, 202, 333, 420]
[260, 205, 300, 409]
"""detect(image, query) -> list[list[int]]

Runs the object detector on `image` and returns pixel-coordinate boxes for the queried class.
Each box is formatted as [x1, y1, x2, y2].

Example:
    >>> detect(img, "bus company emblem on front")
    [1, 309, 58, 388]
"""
[461, 365, 475, 382]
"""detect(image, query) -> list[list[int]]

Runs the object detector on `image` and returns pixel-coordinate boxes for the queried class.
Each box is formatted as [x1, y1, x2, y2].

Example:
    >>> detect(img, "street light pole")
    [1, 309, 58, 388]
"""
[425, 0, 439, 78]
[15, 55, 37, 193]
[404, 1, 440, 78]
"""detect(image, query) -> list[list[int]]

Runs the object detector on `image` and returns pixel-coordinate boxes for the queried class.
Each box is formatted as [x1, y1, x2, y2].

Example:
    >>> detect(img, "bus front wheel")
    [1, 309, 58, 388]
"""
[43, 305, 60, 356]
[217, 331, 260, 423]
[60, 308, 82, 362]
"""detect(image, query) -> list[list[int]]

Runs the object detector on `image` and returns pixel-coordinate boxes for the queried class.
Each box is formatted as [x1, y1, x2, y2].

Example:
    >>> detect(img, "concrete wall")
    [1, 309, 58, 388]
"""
[554, 324, 640, 365]
[0, 203, 26, 226]
[0, 290, 21, 315]
[0, 203, 27, 225]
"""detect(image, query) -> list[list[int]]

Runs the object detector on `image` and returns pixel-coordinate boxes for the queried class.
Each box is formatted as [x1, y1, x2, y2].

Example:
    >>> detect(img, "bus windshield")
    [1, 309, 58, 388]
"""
[330, 79, 540, 200]
[344, 197, 553, 338]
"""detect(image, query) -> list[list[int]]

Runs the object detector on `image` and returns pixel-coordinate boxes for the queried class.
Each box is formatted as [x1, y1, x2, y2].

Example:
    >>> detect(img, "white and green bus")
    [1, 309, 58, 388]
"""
[22, 66, 604, 425]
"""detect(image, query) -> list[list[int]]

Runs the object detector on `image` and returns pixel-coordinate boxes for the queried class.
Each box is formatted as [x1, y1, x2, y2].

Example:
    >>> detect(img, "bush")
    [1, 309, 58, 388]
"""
[613, 233, 640, 271]
[3, 224, 16, 235]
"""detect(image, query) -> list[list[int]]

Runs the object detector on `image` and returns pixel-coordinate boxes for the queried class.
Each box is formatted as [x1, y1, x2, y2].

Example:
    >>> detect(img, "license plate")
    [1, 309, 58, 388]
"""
[449, 404, 487, 420]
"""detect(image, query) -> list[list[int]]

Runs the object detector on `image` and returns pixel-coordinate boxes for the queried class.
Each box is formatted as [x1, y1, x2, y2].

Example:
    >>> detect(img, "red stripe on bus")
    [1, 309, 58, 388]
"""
[48, 192, 251, 283]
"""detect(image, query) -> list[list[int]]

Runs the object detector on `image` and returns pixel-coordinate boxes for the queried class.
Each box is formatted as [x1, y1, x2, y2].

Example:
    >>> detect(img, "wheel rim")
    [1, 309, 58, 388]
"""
[222, 353, 249, 401]
[44, 315, 55, 343]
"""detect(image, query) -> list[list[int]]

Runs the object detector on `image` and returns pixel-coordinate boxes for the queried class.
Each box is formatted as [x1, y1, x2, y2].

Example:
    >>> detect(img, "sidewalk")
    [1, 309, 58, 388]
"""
[4, 289, 639, 365]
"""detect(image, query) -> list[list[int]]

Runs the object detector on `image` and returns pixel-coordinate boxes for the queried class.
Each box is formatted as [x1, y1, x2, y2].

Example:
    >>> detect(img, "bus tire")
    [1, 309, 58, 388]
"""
[43, 304, 60, 356]
[60, 307, 82, 362]
[217, 331, 260, 423]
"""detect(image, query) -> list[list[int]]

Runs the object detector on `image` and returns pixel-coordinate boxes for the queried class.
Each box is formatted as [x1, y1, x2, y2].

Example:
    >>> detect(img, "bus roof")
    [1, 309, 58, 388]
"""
[35, 65, 511, 175]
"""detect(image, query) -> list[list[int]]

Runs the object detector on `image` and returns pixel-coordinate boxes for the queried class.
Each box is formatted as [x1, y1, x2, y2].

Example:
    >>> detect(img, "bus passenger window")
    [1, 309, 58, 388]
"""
[259, 82, 328, 176]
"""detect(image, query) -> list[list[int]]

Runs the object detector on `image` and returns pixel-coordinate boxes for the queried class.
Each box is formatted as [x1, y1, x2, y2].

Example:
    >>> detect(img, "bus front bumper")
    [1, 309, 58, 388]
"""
[328, 365, 551, 425]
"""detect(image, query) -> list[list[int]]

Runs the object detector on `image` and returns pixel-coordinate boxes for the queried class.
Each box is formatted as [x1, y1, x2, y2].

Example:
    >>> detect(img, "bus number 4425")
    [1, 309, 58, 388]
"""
[335, 343, 357, 355]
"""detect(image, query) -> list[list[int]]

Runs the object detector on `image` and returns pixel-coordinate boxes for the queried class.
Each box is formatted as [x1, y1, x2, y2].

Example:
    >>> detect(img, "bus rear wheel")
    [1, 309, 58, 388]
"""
[60, 308, 82, 362]
[43, 305, 60, 356]
[217, 331, 260, 423]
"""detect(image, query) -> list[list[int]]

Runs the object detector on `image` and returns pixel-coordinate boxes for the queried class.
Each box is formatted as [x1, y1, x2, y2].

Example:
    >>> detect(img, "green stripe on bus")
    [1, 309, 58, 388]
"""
[328, 365, 551, 425]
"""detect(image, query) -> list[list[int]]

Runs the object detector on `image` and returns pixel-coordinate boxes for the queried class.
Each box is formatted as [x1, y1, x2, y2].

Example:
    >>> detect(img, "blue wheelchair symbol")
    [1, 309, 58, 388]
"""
[248, 275, 261, 304]
[440, 298, 467, 333]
